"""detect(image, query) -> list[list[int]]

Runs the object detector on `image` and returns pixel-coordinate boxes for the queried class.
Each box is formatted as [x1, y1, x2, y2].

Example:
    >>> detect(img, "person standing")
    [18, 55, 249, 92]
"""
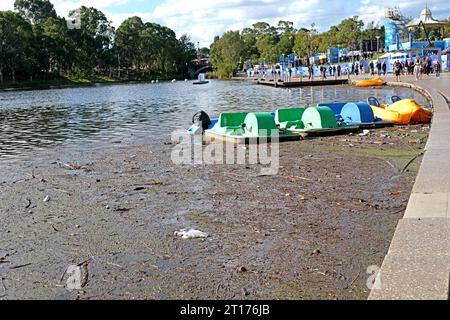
[426, 58, 432, 76]
[369, 61, 375, 76]
[414, 61, 421, 81]
[321, 65, 327, 80]
[337, 65, 341, 77]
[434, 60, 441, 78]
[394, 60, 402, 82]
[376, 61, 382, 76]
[382, 61, 387, 76]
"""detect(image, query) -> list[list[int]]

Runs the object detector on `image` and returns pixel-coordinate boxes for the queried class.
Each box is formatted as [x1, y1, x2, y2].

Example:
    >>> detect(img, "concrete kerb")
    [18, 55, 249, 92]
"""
[368, 80, 450, 300]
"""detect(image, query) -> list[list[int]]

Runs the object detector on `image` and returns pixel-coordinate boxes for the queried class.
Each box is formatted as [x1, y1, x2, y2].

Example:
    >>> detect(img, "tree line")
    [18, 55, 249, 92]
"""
[0, 0, 197, 83]
[210, 16, 450, 78]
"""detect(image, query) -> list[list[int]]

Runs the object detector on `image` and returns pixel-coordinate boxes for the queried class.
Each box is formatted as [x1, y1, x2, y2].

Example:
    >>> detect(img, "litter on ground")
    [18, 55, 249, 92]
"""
[174, 228, 209, 239]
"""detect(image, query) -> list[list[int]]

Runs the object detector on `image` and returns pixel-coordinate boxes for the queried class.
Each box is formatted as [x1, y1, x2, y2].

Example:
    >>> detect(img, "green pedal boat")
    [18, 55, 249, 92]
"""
[204, 112, 301, 144]
[275, 106, 359, 138]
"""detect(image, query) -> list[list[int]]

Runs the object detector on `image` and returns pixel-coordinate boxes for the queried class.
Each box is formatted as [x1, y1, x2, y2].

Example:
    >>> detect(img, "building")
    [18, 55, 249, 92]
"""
[385, 5, 450, 53]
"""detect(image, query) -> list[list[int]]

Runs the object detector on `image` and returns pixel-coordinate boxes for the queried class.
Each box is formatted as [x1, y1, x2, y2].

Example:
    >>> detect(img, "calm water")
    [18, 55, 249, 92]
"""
[0, 80, 429, 161]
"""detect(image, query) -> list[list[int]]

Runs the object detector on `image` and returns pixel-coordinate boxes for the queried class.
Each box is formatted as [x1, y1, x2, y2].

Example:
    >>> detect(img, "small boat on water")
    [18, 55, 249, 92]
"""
[193, 73, 209, 85]
[355, 77, 386, 87]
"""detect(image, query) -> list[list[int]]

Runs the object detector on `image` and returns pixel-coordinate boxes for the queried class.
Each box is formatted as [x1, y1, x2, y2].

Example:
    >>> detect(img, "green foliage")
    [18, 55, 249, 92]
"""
[210, 31, 244, 78]
[14, 0, 56, 25]
[214, 16, 387, 70]
[0, 0, 197, 83]
[0, 11, 35, 81]
[444, 17, 450, 38]
[334, 16, 365, 50]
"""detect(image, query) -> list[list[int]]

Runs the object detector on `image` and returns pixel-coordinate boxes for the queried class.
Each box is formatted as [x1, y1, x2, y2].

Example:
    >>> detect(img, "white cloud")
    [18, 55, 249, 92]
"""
[0, 0, 15, 12]
[149, 0, 324, 46]
[51, 0, 130, 16]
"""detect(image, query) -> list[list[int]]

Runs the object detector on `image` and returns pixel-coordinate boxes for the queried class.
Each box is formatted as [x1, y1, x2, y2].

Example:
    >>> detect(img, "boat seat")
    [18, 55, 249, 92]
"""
[219, 112, 248, 127]
[367, 97, 381, 108]
[275, 108, 306, 129]
[218, 112, 248, 134]
[391, 96, 402, 104]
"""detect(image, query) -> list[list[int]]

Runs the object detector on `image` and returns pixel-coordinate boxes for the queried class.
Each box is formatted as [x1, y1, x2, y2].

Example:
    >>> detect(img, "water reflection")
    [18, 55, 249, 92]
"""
[0, 80, 429, 160]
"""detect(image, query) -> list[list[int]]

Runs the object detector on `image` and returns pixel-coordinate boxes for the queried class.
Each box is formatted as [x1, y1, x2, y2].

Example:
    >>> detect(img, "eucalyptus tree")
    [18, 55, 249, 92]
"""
[14, 0, 57, 25]
[68, 6, 114, 75]
[115, 16, 145, 75]
[0, 11, 35, 82]
[210, 31, 244, 78]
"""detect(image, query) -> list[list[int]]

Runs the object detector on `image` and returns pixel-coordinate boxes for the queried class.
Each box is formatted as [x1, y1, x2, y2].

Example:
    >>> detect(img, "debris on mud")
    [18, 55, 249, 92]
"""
[0, 123, 429, 300]
[63, 262, 89, 291]
[174, 228, 209, 239]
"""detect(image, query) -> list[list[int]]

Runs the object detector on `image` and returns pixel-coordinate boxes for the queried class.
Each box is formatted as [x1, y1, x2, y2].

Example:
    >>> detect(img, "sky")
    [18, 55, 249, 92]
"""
[1, 0, 449, 47]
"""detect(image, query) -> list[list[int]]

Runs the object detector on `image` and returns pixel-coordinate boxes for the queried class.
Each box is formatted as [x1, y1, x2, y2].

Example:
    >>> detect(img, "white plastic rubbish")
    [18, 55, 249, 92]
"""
[174, 228, 209, 239]
[359, 129, 370, 136]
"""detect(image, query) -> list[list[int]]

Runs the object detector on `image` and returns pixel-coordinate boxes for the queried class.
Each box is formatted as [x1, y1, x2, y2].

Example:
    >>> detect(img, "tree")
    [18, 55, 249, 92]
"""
[37, 17, 74, 73]
[0, 11, 35, 82]
[241, 27, 258, 62]
[444, 17, 450, 38]
[293, 24, 323, 63]
[210, 31, 244, 78]
[175, 34, 197, 76]
[115, 16, 145, 73]
[14, 0, 57, 25]
[68, 6, 114, 75]
[275, 20, 295, 57]
[277, 20, 295, 35]
[335, 16, 364, 50]
[256, 34, 277, 63]
[252, 22, 277, 40]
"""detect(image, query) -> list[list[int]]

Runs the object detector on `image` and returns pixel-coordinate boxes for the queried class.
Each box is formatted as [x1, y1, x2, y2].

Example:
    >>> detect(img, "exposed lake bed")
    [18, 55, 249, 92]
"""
[0, 124, 428, 299]
[0, 80, 430, 299]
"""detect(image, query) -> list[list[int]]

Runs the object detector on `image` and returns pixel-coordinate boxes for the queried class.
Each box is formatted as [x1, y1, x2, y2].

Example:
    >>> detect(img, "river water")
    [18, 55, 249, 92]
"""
[0, 80, 429, 161]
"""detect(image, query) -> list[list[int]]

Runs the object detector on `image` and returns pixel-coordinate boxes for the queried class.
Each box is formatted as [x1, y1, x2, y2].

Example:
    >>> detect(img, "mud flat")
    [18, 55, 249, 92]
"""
[0, 125, 429, 300]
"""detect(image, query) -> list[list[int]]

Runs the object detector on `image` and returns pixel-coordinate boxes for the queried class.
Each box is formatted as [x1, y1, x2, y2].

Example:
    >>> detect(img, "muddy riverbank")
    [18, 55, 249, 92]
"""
[0, 124, 428, 300]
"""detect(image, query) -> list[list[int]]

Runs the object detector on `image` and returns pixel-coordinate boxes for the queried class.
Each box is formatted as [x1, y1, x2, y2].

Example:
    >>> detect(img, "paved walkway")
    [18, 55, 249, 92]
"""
[364, 74, 450, 300]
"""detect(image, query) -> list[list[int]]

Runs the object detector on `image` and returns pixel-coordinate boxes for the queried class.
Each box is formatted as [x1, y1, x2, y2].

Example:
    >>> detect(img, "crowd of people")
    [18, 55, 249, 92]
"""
[391, 57, 442, 82]
[250, 55, 443, 82]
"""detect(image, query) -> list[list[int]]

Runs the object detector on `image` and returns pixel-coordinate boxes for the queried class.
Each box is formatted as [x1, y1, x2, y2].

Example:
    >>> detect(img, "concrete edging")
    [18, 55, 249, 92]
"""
[367, 80, 450, 300]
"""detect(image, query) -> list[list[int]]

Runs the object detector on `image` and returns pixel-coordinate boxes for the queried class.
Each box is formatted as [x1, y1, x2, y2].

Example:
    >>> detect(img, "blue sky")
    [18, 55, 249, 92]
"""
[1, 0, 449, 46]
